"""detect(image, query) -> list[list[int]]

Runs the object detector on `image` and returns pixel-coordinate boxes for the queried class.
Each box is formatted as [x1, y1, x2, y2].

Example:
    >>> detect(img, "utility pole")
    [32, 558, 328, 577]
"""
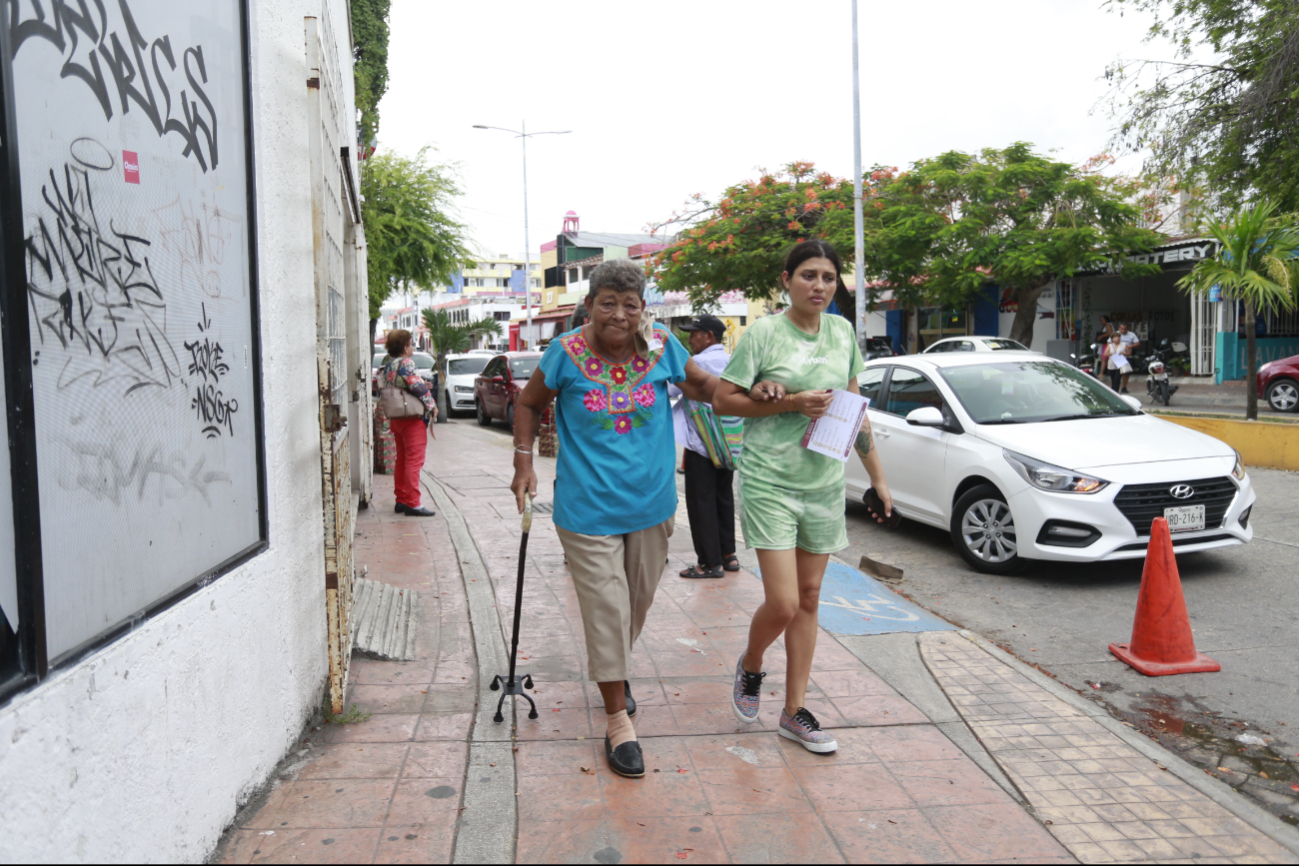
[851, 0, 867, 354]
[473, 123, 571, 348]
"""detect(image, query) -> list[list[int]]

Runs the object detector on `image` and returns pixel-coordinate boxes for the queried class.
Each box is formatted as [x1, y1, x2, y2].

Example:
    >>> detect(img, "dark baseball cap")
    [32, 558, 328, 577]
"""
[680, 314, 726, 339]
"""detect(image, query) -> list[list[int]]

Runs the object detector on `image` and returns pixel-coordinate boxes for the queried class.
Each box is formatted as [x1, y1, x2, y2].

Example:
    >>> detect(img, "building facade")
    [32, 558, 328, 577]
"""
[0, 0, 371, 859]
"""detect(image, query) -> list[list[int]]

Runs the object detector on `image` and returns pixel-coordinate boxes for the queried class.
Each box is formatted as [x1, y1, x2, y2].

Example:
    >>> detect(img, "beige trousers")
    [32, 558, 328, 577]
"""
[556, 516, 675, 683]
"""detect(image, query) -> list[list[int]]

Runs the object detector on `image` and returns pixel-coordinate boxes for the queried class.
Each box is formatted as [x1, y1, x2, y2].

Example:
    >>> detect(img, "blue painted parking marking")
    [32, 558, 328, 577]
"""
[755, 560, 956, 636]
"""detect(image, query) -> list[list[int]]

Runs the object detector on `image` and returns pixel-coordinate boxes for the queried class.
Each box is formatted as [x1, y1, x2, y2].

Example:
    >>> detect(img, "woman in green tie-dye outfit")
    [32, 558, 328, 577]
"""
[712, 240, 894, 754]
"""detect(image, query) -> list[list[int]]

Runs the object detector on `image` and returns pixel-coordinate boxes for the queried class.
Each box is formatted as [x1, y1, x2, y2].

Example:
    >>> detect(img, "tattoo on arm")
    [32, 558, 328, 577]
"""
[854, 429, 873, 459]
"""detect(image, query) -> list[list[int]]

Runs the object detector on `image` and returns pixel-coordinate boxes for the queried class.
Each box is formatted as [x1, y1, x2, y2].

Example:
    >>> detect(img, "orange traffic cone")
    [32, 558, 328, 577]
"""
[1109, 517, 1220, 676]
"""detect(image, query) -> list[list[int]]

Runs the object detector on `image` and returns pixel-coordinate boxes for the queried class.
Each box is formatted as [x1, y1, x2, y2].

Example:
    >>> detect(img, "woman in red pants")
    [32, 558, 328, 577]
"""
[380, 329, 437, 516]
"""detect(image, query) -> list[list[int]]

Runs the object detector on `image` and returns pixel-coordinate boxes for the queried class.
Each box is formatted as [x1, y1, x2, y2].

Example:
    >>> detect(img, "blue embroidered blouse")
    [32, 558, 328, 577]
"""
[538, 324, 690, 536]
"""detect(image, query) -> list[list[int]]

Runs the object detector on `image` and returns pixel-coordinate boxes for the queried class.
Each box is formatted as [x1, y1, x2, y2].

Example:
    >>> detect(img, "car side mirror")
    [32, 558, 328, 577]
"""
[1120, 394, 1142, 411]
[491, 375, 505, 384]
[905, 406, 945, 427]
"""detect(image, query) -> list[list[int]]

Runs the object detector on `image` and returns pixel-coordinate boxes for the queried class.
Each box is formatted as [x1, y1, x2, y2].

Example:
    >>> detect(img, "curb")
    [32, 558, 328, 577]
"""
[958, 629, 1299, 858]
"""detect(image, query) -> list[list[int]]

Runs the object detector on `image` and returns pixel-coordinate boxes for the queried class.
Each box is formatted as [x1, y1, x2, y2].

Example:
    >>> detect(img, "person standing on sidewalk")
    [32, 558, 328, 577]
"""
[380, 329, 436, 517]
[1117, 322, 1141, 393]
[712, 240, 893, 754]
[670, 315, 740, 579]
[510, 259, 719, 779]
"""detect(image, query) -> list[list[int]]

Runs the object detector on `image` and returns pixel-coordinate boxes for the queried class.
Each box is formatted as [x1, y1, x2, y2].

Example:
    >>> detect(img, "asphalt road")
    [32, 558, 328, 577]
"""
[842, 466, 1299, 824]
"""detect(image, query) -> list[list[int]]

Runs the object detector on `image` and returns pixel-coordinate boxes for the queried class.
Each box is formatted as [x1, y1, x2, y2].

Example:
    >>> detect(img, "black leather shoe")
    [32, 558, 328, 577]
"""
[394, 503, 409, 514]
[404, 505, 436, 517]
[605, 736, 644, 778]
[624, 681, 636, 717]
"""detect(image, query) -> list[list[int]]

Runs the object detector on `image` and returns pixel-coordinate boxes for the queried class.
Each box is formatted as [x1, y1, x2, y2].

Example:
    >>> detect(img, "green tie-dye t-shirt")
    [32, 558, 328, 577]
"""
[720, 312, 866, 492]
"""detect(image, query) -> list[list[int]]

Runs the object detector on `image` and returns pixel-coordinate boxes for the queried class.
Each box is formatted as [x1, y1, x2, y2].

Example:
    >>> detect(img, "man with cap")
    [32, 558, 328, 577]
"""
[670, 315, 739, 579]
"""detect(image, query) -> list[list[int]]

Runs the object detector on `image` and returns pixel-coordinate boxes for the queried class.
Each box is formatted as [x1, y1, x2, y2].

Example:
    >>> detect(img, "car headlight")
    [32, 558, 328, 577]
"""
[1003, 450, 1109, 494]
[455, 385, 474, 394]
[1232, 449, 1246, 481]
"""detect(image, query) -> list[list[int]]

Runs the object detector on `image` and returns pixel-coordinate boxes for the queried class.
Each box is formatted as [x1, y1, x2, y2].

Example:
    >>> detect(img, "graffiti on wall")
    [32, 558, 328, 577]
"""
[9, 0, 220, 171]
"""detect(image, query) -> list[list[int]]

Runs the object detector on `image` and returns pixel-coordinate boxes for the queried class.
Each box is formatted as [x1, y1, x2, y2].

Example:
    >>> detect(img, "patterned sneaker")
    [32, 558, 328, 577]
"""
[778, 707, 838, 753]
[731, 653, 765, 724]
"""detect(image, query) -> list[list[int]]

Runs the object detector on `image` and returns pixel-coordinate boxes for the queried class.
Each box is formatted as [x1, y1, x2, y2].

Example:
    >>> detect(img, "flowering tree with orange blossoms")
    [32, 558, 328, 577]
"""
[648, 161, 890, 318]
[866, 143, 1167, 346]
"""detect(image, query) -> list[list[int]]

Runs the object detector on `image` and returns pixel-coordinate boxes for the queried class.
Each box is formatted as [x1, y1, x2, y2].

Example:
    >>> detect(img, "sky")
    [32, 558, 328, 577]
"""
[377, 0, 1165, 261]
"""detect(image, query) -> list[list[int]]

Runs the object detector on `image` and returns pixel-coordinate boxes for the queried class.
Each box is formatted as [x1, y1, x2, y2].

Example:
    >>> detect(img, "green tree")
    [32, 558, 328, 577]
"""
[867, 144, 1165, 347]
[1103, 0, 1299, 215]
[351, 0, 390, 150]
[362, 148, 474, 343]
[649, 162, 859, 316]
[420, 309, 500, 418]
[1177, 200, 1299, 419]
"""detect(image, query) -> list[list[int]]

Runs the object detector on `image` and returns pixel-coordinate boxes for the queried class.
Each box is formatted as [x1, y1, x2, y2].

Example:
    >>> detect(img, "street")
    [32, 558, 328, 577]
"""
[843, 465, 1299, 826]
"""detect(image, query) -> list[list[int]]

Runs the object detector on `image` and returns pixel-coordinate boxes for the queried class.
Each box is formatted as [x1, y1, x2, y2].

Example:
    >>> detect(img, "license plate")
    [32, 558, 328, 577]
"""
[1164, 504, 1205, 532]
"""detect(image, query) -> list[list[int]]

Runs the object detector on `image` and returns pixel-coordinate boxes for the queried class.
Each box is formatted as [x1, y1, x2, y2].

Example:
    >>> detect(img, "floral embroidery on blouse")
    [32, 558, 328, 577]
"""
[381, 357, 434, 412]
[562, 327, 665, 434]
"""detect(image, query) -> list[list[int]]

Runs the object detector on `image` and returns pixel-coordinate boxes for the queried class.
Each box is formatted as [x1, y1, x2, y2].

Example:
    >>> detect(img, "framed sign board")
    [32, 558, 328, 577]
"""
[4, 0, 265, 664]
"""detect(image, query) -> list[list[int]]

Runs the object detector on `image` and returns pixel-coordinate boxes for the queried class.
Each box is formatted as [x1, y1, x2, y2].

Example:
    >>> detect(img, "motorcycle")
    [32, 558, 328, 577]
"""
[1144, 339, 1183, 406]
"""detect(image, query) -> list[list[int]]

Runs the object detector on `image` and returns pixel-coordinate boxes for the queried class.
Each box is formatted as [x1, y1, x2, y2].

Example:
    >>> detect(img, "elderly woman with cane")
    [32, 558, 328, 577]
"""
[511, 258, 718, 779]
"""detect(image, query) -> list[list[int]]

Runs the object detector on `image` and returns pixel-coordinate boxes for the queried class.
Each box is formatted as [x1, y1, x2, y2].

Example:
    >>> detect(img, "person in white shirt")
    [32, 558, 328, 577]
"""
[1117, 323, 1141, 393]
[670, 315, 738, 578]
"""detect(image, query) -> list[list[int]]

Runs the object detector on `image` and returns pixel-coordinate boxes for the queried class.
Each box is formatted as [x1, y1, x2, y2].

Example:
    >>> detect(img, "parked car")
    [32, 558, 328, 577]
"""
[372, 350, 437, 396]
[1257, 354, 1299, 412]
[864, 336, 897, 360]
[474, 352, 542, 429]
[923, 336, 1030, 354]
[444, 352, 493, 416]
[845, 352, 1253, 574]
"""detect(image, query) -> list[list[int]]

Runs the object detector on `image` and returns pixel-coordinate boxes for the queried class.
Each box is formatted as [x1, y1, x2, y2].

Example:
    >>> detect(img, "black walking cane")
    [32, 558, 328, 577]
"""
[491, 491, 539, 722]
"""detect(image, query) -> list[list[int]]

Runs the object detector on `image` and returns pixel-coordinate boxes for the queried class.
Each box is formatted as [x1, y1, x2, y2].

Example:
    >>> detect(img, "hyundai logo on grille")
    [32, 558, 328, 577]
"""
[1170, 484, 1195, 500]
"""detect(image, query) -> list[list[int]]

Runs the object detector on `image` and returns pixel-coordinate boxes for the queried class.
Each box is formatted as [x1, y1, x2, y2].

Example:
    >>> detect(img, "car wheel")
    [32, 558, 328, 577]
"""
[950, 484, 1025, 575]
[507, 402, 516, 432]
[476, 400, 491, 427]
[1266, 378, 1298, 412]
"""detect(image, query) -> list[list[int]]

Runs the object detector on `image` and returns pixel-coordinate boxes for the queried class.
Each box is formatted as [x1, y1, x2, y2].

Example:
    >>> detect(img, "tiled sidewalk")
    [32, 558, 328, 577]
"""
[920, 633, 1294, 864]
[215, 467, 477, 864]
[431, 422, 1069, 864]
[214, 419, 1296, 864]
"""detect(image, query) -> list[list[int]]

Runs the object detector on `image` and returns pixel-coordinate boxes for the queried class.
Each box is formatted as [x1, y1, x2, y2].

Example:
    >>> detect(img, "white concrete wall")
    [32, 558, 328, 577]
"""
[0, 0, 356, 860]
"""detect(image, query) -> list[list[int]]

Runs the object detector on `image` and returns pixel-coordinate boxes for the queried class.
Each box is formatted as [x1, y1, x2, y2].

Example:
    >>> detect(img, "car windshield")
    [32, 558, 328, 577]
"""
[984, 339, 1028, 351]
[448, 357, 490, 376]
[411, 354, 434, 370]
[940, 360, 1136, 424]
[510, 358, 538, 379]
[372, 353, 387, 368]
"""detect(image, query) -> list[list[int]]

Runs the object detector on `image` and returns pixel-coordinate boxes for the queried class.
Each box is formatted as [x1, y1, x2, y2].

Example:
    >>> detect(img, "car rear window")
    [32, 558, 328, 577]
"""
[448, 357, 490, 376]
[985, 339, 1028, 351]
[411, 354, 434, 369]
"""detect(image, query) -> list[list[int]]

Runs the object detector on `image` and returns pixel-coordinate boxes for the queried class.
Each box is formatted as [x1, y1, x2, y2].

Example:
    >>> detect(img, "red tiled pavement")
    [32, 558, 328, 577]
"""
[432, 421, 1069, 864]
[219, 420, 1070, 864]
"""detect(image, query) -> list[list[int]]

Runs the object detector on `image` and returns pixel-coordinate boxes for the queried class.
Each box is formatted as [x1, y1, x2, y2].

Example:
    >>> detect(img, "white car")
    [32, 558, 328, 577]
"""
[923, 336, 1030, 353]
[845, 352, 1254, 574]
[444, 352, 493, 415]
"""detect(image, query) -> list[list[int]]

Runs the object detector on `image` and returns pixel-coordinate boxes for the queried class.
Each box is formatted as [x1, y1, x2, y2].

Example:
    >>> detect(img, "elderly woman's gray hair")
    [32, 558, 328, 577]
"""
[587, 258, 646, 301]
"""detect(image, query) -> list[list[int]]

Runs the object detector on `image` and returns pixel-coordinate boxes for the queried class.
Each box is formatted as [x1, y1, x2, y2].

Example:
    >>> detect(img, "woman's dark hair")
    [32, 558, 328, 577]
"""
[385, 329, 412, 357]
[783, 239, 842, 278]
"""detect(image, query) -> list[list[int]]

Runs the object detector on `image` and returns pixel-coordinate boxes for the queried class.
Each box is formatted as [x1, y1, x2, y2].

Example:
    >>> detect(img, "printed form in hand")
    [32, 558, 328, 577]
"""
[800, 389, 871, 461]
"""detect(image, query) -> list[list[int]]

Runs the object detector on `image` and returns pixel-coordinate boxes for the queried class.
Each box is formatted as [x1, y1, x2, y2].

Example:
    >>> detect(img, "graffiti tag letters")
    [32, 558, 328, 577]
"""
[185, 303, 237, 438]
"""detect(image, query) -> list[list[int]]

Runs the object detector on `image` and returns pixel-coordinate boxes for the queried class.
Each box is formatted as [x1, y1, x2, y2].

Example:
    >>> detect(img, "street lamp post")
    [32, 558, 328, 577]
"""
[473, 122, 571, 347]
[851, 0, 867, 355]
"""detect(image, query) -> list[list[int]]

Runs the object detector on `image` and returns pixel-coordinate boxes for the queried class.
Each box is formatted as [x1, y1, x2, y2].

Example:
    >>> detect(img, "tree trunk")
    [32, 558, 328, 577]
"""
[1244, 299, 1258, 421]
[1007, 283, 1048, 347]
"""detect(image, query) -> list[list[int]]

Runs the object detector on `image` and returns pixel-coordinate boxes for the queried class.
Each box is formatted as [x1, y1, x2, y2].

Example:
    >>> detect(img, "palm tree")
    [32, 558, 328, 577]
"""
[421, 308, 502, 420]
[1178, 200, 1299, 420]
